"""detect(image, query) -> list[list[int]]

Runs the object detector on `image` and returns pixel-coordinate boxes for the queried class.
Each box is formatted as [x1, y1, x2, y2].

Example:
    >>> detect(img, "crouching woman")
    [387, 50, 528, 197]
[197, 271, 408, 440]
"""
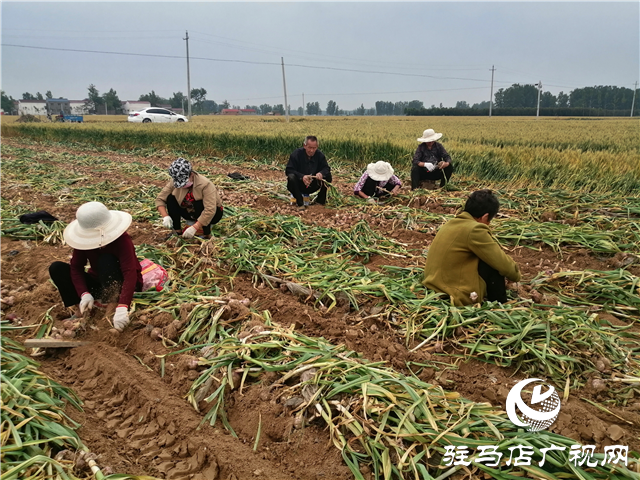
[354, 161, 402, 203]
[156, 157, 224, 239]
[49, 202, 142, 331]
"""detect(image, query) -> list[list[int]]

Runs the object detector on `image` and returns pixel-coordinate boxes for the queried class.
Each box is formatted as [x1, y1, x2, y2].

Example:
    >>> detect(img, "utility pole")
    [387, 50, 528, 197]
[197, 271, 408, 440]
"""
[536, 81, 542, 119]
[302, 93, 305, 116]
[489, 65, 495, 117]
[184, 31, 192, 119]
[281, 57, 289, 122]
[631, 81, 638, 118]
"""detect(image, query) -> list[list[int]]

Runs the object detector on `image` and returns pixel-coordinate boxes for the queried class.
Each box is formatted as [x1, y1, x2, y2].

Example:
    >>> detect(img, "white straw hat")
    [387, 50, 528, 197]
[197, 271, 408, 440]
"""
[63, 202, 132, 250]
[417, 129, 443, 143]
[366, 161, 394, 182]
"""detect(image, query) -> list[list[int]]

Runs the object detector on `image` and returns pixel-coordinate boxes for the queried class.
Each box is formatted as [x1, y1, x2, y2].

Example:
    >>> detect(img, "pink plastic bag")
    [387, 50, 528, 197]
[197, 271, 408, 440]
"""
[139, 259, 169, 292]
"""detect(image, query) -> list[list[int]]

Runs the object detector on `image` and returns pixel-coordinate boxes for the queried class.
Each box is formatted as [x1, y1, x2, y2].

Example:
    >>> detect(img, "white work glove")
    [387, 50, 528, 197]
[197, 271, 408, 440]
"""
[182, 225, 197, 239]
[113, 306, 130, 332]
[366, 197, 377, 204]
[162, 216, 173, 229]
[79, 292, 94, 314]
[424, 163, 436, 172]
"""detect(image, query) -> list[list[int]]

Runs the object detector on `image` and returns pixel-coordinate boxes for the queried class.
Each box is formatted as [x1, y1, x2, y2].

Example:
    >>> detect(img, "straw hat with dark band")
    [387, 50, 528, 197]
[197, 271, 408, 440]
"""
[63, 202, 132, 250]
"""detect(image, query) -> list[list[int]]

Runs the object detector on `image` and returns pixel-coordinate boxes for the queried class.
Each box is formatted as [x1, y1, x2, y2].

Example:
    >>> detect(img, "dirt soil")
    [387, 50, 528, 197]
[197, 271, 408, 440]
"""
[2, 137, 639, 479]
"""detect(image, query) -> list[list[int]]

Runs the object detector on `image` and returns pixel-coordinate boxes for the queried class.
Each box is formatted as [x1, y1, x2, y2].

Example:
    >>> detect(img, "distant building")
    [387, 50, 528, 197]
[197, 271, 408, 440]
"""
[221, 108, 257, 115]
[46, 98, 71, 115]
[18, 100, 48, 116]
[122, 101, 151, 114]
[157, 104, 173, 110]
[69, 100, 87, 115]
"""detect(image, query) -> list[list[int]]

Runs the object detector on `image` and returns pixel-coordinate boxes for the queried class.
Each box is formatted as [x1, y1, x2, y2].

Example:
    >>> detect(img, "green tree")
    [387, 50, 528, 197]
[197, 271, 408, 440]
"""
[355, 103, 366, 116]
[557, 91, 569, 108]
[494, 84, 538, 108]
[407, 100, 424, 110]
[84, 84, 103, 113]
[273, 104, 285, 115]
[190, 88, 207, 113]
[102, 88, 122, 114]
[170, 92, 186, 109]
[326, 100, 337, 116]
[201, 100, 218, 114]
[540, 91, 557, 108]
[139, 90, 164, 107]
[259, 103, 272, 114]
[1, 91, 15, 114]
[455, 101, 470, 109]
[45, 90, 53, 99]
[471, 101, 490, 109]
[219, 100, 230, 112]
[35, 92, 44, 101]
[306, 102, 320, 115]
[297, 106, 303, 115]
[22, 92, 35, 100]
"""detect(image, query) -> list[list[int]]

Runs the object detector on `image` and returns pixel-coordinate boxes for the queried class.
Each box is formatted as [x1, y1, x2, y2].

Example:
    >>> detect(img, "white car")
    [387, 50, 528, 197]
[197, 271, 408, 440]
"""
[128, 108, 188, 123]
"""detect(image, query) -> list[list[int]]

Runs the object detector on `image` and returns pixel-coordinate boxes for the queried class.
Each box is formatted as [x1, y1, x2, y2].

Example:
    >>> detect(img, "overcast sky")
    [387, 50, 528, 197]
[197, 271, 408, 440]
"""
[2, 1, 638, 110]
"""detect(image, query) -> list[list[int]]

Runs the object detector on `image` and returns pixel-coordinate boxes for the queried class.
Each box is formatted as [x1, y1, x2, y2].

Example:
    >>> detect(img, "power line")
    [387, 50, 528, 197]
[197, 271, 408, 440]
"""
[226, 86, 489, 103]
[2, 43, 495, 83]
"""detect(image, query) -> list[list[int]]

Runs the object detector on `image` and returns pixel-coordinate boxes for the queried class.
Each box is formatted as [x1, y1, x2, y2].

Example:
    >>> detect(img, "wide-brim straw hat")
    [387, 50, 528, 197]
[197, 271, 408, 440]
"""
[63, 201, 132, 250]
[366, 161, 394, 182]
[417, 128, 443, 143]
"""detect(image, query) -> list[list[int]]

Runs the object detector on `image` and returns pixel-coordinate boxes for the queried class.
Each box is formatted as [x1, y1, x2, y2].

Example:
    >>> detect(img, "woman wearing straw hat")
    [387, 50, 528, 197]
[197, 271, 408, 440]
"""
[354, 161, 402, 203]
[156, 157, 224, 239]
[411, 129, 454, 190]
[48, 202, 143, 332]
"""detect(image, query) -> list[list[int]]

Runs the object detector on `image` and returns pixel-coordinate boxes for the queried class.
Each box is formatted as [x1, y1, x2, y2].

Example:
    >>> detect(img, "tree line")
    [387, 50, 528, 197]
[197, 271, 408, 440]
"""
[3, 83, 638, 116]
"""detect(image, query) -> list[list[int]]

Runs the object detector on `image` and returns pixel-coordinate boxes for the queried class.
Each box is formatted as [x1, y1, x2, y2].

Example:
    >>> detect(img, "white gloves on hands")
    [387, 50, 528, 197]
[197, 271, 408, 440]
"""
[182, 225, 197, 239]
[113, 306, 130, 332]
[424, 163, 436, 172]
[366, 197, 377, 204]
[162, 216, 173, 229]
[79, 292, 94, 314]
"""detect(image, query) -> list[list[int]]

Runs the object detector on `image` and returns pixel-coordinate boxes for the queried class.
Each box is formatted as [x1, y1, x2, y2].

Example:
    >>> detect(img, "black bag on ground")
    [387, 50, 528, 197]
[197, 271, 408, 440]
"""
[19, 211, 59, 224]
[227, 172, 250, 181]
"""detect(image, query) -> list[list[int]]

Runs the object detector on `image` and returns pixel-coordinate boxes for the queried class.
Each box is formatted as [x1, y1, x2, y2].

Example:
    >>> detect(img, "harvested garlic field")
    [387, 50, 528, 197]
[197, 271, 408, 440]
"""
[1, 116, 639, 480]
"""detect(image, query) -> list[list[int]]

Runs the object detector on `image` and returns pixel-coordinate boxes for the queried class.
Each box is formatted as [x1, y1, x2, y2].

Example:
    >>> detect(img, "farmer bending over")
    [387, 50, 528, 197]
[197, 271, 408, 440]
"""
[49, 202, 142, 331]
[354, 161, 401, 203]
[156, 157, 224, 239]
[422, 190, 521, 305]
[286, 135, 332, 210]
[411, 129, 454, 190]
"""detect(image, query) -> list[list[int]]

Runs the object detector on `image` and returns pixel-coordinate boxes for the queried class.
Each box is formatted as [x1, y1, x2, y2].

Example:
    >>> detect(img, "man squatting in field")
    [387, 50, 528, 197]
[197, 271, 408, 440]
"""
[156, 157, 224, 239]
[411, 128, 454, 190]
[49, 202, 143, 331]
[286, 135, 332, 210]
[422, 190, 521, 306]
[354, 161, 402, 203]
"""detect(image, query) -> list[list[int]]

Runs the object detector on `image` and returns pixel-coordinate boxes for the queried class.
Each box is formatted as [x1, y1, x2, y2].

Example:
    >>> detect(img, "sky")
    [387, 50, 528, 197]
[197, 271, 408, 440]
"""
[1, 1, 638, 111]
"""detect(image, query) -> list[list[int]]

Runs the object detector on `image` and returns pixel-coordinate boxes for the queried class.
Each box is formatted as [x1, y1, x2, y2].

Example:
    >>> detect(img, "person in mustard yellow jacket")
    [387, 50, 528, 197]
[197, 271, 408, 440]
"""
[422, 190, 521, 306]
[155, 157, 223, 239]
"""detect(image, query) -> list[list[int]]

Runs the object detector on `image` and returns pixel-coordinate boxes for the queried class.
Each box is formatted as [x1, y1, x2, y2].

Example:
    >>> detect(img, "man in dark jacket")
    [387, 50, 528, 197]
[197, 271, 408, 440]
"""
[285, 136, 332, 210]
[411, 129, 454, 190]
